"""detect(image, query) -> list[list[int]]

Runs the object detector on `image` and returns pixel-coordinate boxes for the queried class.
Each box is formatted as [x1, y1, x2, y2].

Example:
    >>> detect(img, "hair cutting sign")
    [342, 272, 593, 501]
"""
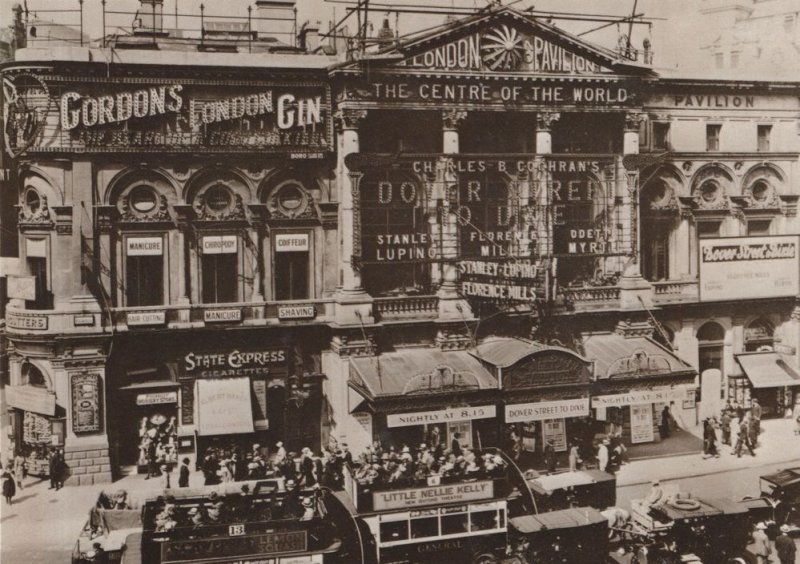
[699, 235, 799, 302]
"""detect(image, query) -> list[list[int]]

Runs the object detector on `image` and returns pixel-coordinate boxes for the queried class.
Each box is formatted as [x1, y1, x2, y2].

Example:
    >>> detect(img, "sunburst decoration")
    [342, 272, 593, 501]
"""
[481, 25, 525, 70]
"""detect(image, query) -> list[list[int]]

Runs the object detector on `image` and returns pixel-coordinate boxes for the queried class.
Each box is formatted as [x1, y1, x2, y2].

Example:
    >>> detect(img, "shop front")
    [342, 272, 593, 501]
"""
[348, 348, 500, 454]
[586, 332, 698, 444]
[734, 351, 800, 419]
[469, 337, 594, 463]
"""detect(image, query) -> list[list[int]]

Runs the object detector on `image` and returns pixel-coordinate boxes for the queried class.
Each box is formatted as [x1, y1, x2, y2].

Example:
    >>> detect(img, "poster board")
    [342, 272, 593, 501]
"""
[631, 404, 655, 444]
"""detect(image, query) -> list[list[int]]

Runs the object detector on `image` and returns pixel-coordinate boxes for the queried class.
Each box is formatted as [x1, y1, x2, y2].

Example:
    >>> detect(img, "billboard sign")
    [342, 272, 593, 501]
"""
[699, 235, 799, 302]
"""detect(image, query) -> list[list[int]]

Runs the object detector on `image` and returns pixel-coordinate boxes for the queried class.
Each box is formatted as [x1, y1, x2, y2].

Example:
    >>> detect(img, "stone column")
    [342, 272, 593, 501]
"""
[535, 111, 559, 155]
[334, 108, 373, 325]
[437, 110, 468, 296]
[618, 113, 652, 308]
[536, 113, 559, 260]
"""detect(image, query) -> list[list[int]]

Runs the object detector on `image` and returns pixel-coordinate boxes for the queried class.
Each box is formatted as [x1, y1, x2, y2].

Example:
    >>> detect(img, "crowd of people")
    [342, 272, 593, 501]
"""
[352, 442, 509, 487]
[140, 415, 179, 479]
[702, 399, 762, 459]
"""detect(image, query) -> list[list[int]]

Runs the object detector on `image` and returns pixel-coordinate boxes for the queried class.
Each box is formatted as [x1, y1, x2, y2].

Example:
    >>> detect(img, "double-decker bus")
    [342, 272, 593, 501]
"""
[75, 480, 373, 564]
[345, 448, 609, 564]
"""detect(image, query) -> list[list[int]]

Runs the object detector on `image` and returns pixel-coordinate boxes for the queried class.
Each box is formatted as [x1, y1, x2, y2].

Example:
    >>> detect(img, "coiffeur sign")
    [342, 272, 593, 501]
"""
[374, 480, 494, 511]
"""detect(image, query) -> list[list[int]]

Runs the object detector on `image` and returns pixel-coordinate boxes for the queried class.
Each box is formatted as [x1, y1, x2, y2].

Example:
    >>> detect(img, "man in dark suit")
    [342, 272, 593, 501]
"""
[775, 524, 796, 564]
[178, 458, 190, 488]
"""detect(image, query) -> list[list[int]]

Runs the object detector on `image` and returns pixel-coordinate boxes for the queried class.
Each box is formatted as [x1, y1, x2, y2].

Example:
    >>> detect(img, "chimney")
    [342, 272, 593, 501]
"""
[135, 0, 164, 35]
[254, 0, 296, 42]
[376, 16, 394, 42]
[298, 22, 320, 52]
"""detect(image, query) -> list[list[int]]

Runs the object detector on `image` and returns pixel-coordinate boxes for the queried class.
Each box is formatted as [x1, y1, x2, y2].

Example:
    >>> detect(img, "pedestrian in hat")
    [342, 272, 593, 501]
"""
[178, 458, 190, 488]
[775, 524, 795, 564]
[544, 439, 557, 475]
[753, 522, 772, 564]
[568, 440, 582, 472]
[275, 441, 287, 466]
[300, 447, 316, 487]
[2, 471, 16, 505]
[597, 439, 609, 472]
[300, 497, 316, 521]
[751, 398, 762, 437]
[720, 409, 732, 446]
[734, 414, 756, 457]
[160, 464, 172, 489]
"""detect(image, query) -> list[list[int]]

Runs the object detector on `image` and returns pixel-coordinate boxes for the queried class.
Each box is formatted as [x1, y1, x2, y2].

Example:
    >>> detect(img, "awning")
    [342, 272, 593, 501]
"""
[470, 337, 585, 368]
[584, 333, 695, 380]
[195, 377, 254, 436]
[349, 348, 497, 402]
[5, 385, 56, 416]
[735, 352, 800, 388]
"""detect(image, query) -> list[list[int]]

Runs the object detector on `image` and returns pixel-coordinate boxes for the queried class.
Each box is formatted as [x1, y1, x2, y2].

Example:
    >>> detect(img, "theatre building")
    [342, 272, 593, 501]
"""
[324, 6, 800, 459]
[1, 16, 338, 483]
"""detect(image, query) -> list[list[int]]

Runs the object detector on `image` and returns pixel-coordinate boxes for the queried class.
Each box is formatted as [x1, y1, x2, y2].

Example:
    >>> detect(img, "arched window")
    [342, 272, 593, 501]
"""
[21, 362, 47, 388]
[697, 321, 725, 402]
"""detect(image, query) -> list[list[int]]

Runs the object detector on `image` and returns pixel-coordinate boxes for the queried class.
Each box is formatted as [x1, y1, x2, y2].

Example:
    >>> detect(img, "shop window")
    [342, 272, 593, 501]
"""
[652, 122, 670, 151]
[757, 125, 772, 152]
[697, 220, 722, 239]
[380, 521, 408, 543]
[747, 219, 772, 236]
[274, 233, 310, 301]
[706, 124, 721, 152]
[201, 235, 239, 303]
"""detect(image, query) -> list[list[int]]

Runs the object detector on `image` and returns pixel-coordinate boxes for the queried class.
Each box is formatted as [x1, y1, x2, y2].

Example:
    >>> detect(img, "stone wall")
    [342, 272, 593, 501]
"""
[63, 444, 112, 486]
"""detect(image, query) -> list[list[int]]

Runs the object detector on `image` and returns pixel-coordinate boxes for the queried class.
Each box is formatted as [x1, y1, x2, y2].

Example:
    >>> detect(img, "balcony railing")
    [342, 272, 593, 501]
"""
[561, 285, 621, 307]
[373, 295, 439, 322]
[651, 280, 699, 304]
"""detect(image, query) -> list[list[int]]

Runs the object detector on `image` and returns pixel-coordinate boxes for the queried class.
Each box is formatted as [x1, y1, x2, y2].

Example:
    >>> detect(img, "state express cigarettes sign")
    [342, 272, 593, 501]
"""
[373, 480, 494, 511]
[699, 235, 799, 302]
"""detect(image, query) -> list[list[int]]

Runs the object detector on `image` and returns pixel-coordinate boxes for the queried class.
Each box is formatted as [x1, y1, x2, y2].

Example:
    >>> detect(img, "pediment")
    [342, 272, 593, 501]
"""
[344, 7, 652, 77]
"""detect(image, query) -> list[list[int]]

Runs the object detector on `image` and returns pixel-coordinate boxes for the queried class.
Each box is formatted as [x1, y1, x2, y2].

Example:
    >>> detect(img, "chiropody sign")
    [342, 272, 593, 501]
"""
[51, 79, 332, 153]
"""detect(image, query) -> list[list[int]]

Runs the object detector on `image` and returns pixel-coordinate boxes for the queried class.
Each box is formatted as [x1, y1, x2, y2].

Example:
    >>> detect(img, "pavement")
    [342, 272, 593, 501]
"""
[2, 417, 799, 563]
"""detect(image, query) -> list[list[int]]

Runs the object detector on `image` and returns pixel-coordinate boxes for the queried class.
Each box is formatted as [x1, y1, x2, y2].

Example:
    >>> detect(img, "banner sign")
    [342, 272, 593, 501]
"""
[592, 388, 688, 408]
[183, 349, 287, 378]
[136, 391, 178, 406]
[373, 480, 494, 511]
[699, 235, 799, 302]
[126, 237, 163, 256]
[6, 385, 56, 416]
[195, 377, 254, 436]
[387, 405, 496, 428]
[505, 398, 590, 423]
[202, 235, 238, 254]
[161, 530, 307, 563]
[7, 275, 37, 300]
[3, 71, 333, 156]
[275, 233, 309, 252]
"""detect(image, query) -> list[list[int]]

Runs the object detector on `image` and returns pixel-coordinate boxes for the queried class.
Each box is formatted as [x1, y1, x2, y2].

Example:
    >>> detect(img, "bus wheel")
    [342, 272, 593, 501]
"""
[471, 552, 499, 564]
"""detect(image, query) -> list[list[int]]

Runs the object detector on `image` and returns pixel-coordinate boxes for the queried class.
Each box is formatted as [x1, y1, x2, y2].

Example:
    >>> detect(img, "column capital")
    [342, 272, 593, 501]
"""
[536, 111, 560, 132]
[624, 111, 647, 132]
[442, 109, 468, 131]
[334, 108, 368, 132]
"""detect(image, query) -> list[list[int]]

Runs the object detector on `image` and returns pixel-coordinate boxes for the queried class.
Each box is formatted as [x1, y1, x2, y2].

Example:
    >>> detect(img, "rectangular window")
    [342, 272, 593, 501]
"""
[697, 221, 722, 239]
[785, 14, 795, 33]
[747, 219, 772, 236]
[26, 256, 51, 310]
[706, 124, 721, 152]
[730, 51, 740, 68]
[714, 53, 724, 69]
[125, 236, 164, 306]
[652, 122, 670, 150]
[202, 254, 238, 303]
[757, 125, 771, 152]
[274, 233, 310, 301]
[643, 223, 669, 281]
[126, 256, 164, 306]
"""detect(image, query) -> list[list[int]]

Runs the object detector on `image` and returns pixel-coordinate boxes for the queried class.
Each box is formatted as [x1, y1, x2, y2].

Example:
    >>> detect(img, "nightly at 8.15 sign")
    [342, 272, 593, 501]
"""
[698, 235, 800, 302]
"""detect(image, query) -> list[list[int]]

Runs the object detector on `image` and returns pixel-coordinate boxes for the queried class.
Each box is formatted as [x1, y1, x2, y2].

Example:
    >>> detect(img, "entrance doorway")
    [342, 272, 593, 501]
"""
[122, 392, 179, 471]
[698, 322, 725, 403]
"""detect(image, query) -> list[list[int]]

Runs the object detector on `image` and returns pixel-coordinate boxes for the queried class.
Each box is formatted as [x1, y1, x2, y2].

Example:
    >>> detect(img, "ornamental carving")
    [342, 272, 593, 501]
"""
[265, 181, 316, 220]
[605, 349, 672, 379]
[402, 365, 481, 395]
[120, 192, 171, 222]
[690, 164, 734, 211]
[193, 184, 247, 221]
[503, 351, 591, 390]
[335, 108, 368, 131]
[535, 111, 560, 131]
[18, 193, 53, 225]
[442, 109, 468, 130]
[624, 112, 647, 132]
[740, 166, 784, 210]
